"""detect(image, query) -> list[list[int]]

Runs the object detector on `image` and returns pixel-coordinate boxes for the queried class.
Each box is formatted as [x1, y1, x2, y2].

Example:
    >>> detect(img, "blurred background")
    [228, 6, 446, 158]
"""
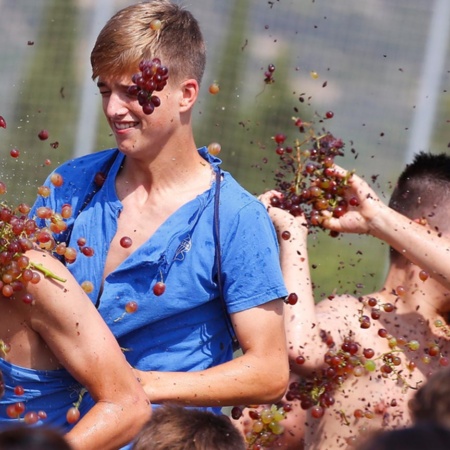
[0, 0, 449, 300]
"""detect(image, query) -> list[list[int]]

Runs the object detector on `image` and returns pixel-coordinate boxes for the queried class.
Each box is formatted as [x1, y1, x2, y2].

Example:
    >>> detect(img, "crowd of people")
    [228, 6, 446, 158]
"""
[0, 0, 450, 449]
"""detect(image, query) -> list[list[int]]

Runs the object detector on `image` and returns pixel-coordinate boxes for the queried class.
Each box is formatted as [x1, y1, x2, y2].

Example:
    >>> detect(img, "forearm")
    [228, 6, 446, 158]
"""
[136, 351, 288, 407]
[66, 396, 150, 450]
[369, 204, 450, 288]
[277, 223, 327, 374]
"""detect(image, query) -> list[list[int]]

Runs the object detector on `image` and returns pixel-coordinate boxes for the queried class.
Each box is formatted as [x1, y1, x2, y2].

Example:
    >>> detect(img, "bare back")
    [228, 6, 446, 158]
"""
[301, 293, 450, 450]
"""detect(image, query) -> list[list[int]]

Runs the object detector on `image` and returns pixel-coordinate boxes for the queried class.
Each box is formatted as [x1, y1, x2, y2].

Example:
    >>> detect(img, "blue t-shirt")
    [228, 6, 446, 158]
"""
[32, 146, 287, 378]
[0, 359, 89, 431]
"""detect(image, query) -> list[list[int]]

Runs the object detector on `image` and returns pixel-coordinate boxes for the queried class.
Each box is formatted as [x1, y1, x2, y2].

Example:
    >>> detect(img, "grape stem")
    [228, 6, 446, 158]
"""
[29, 262, 66, 282]
[73, 387, 87, 409]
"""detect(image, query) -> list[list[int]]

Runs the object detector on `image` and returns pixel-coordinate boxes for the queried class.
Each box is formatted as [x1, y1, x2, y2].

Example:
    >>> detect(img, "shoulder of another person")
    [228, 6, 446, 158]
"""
[315, 294, 364, 325]
[315, 294, 381, 344]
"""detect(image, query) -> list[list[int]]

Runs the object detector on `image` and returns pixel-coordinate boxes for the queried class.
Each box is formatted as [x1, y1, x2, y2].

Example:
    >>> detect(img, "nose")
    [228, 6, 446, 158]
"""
[104, 91, 128, 118]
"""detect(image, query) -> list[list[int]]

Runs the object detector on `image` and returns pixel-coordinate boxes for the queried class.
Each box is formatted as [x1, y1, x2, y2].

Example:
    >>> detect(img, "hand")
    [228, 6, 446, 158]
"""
[321, 165, 386, 235]
[259, 190, 308, 239]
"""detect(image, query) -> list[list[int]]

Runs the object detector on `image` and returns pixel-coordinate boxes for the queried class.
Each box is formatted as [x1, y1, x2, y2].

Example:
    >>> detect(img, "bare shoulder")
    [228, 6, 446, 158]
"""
[315, 294, 363, 327]
[314, 293, 381, 347]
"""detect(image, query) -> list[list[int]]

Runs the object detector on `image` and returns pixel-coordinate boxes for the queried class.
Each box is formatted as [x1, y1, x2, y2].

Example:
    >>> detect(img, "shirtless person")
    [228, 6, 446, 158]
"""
[258, 152, 450, 449]
[0, 247, 150, 449]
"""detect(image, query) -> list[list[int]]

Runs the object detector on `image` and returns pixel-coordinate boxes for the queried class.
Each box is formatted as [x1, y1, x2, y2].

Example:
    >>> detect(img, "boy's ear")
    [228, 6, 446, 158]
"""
[179, 79, 198, 111]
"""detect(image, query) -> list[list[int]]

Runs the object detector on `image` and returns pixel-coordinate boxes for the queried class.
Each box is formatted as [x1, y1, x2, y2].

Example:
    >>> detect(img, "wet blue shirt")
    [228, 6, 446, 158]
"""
[32, 147, 287, 374]
[0, 359, 88, 431]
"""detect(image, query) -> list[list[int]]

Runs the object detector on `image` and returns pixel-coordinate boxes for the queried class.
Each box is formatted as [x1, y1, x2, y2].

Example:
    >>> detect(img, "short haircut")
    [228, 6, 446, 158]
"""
[91, 0, 206, 85]
[409, 366, 450, 429]
[356, 422, 450, 450]
[0, 425, 72, 450]
[388, 151, 450, 262]
[131, 404, 246, 450]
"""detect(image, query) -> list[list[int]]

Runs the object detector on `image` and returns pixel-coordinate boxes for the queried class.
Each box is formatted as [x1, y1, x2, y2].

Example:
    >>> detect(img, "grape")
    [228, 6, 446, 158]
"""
[125, 301, 138, 314]
[153, 281, 166, 296]
[81, 281, 94, 294]
[128, 58, 169, 115]
[0, 116, 6, 128]
[208, 82, 220, 95]
[38, 129, 49, 140]
[50, 173, 63, 187]
[281, 231, 291, 240]
[120, 236, 133, 248]
[81, 246, 94, 257]
[231, 406, 243, 420]
[419, 270, 429, 281]
[10, 148, 19, 158]
[24, 411, 39, 425]
[264, 64, 276, 84]
[149, 19, 162, 31]
[66, 406, 80, 424]
[207, 142, 221, 156]
[14, 385, 24, 396]
[285, 293, 298, 305]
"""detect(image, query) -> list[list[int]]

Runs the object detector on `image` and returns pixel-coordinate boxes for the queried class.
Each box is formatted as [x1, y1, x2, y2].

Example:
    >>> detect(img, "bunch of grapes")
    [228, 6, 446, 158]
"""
[231, 403, 289, 449]
[286, 332, 379, 420]
[0, 180, 87, 302]
[270, 117, 351, 231]
[128, 58, 169, 115]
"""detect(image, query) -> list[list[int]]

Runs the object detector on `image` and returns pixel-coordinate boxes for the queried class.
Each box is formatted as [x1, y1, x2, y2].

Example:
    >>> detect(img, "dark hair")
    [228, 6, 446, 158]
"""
[0, 426, 72, 450]
[132, 404, 246, 450]
[388, 151, 450, 262]
[356, 422, 450, 450]
[409, 366, 450, 428]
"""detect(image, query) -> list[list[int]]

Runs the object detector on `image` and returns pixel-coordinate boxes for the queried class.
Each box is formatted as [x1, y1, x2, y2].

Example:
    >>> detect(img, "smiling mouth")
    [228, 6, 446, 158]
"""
[114, 122, 138, 130]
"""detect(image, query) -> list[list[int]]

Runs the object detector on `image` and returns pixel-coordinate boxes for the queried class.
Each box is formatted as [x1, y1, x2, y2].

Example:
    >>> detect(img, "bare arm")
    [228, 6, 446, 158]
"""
[22, 250, 150, 450]
[322, 165, 450, 289]
[135, 298, 289, 406]
[259, 191, 328, 374]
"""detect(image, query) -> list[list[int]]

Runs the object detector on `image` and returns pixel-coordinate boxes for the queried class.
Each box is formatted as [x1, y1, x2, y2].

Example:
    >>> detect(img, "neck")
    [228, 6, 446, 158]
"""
[381, 264, 450, 318]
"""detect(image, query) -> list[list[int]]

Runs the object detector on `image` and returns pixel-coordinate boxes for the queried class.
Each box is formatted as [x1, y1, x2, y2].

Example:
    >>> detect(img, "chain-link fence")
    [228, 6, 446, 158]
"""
[1, 0, 449, 296]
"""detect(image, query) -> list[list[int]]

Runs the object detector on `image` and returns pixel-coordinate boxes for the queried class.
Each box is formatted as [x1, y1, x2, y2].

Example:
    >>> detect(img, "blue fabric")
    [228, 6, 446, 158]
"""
[31, 147, 287, 416]
[0, 359, 88, 431]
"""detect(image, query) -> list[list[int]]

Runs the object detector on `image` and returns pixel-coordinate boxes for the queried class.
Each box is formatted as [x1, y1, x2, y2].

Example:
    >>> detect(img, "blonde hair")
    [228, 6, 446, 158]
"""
[91, 1, 206, 85]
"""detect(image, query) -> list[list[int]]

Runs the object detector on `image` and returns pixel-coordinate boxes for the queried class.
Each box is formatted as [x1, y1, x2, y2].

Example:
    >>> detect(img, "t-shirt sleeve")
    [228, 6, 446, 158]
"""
[220, 199, 288, 313]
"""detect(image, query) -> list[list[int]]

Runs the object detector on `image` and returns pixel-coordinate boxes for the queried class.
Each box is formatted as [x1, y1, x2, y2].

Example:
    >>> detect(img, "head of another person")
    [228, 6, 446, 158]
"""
[90, 0, 206, 87]
[0, 425, 72, 450]
[131, 404, 246, 450]
[409, 365, 450, 429]
[388, 151, 450, 264]
[355, 422, 450, 450]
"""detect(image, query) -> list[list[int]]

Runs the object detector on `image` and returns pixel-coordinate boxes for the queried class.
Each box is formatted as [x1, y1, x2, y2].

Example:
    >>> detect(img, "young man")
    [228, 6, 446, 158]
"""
[32, 0, 289, 411]
[0, 248, 150, 450]
[256, 152, 450, 449]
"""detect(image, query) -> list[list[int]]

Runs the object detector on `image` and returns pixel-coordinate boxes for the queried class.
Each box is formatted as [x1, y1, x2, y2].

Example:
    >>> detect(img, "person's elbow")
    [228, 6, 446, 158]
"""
[258, 358, 290, 403]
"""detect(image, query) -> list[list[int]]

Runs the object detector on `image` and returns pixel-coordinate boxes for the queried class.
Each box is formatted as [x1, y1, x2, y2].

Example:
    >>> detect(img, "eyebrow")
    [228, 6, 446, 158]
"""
[96, 81, 131, 90]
